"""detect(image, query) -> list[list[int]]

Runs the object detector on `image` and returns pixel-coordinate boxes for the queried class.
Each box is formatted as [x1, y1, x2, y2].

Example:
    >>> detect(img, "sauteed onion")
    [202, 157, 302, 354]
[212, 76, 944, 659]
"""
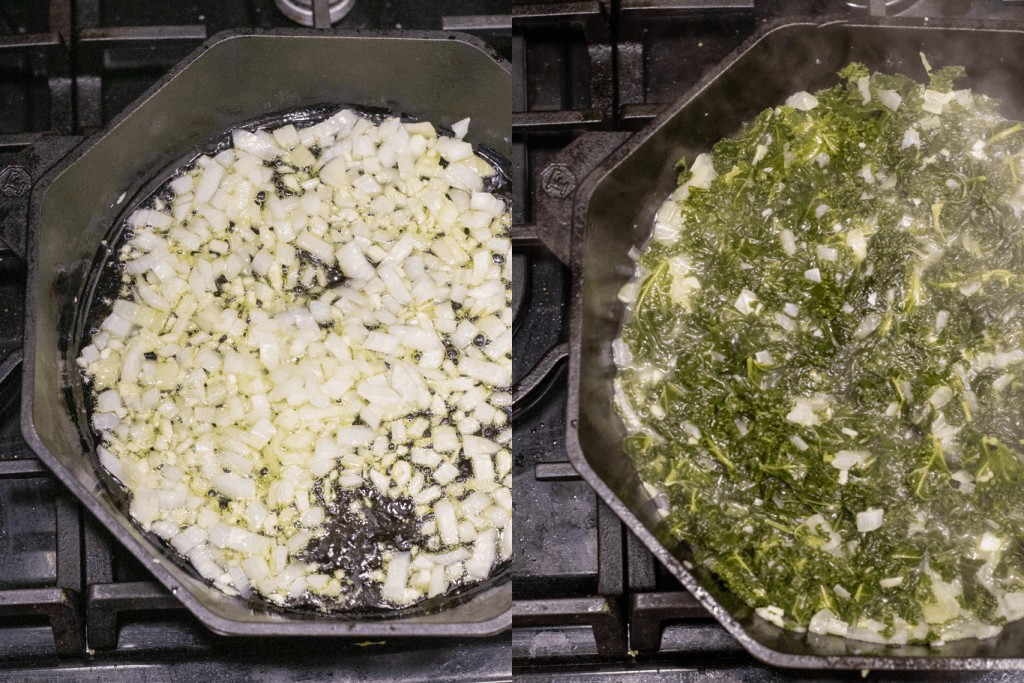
[79, 109, 512, 609]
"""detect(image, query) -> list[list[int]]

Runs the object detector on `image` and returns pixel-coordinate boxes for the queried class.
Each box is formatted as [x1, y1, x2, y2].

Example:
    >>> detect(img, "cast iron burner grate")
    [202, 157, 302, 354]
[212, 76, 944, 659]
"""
[511, 0, 1024, 678]
[0, 0, 510, 678]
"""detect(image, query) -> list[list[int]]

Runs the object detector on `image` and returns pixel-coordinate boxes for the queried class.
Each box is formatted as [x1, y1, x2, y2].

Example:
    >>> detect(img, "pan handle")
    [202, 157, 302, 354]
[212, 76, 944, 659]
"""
[519, 131, 631, 267]
[0, 135, 84, 260]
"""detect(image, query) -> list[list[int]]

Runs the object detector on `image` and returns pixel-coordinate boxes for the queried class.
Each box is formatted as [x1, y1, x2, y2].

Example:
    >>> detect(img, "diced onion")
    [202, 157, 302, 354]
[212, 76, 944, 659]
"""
[734, 288, 759, 316]
[857, 508, 884, 533]
[79, 109, 512, 609]
[786, 91, 819, 111]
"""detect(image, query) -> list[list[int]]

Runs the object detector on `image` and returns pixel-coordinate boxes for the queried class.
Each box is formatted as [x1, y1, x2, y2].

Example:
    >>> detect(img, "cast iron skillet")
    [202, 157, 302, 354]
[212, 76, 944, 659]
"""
[17, 29, 511, 637]
[552, 16, 1024, 669]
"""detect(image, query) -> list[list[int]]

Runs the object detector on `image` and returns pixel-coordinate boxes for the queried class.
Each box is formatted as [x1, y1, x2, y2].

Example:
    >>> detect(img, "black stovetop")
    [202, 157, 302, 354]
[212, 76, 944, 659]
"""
[0, 1, 510, 680]
[511, 1, 1024, 681]
[13, 0, 1024, 679]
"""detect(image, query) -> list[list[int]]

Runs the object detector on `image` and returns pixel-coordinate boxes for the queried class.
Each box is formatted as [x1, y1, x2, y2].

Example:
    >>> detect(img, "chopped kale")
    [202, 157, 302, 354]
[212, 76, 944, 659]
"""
[616, 62, 1024, 643]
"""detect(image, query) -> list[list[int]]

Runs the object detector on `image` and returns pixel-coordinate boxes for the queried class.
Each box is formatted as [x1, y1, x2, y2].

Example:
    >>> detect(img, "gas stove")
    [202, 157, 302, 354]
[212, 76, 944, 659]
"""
[0, 1, 509, 679]
[511, 1, 1024, 680]
[11, 0, 1024, 678]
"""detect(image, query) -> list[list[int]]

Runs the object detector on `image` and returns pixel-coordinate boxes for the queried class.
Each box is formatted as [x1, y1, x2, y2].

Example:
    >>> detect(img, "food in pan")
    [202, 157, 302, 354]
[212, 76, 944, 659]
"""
[614, 60, 1024, 644]
[78, 109, 512, 610]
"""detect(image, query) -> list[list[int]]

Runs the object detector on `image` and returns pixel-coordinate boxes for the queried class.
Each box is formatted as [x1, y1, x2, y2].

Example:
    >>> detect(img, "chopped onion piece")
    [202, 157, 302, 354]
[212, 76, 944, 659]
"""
[856, 508, 884, 533]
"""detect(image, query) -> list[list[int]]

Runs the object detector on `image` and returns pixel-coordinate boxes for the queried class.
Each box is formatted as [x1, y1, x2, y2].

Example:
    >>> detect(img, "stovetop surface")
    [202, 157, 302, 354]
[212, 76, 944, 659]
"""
[0, 1, 509, 680]
[511, 1, 1024, 680]
[11, 0, 1024, 679]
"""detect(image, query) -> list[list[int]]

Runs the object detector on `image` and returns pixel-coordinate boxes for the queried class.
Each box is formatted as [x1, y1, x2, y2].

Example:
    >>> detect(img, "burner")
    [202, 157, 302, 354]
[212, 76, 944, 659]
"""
[844, 0, 921, 13]
[274, 0, 356, 27]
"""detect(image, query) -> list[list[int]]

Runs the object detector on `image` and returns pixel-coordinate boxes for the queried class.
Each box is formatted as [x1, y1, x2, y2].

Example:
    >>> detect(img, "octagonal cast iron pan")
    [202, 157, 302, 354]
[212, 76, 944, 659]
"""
[10, 28, 511, 637]
[538, 16, 1024, 669]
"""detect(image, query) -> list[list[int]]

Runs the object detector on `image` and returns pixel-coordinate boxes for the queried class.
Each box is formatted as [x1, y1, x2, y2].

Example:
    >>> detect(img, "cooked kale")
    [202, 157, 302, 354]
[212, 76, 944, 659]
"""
[615, 61, 1024, 642]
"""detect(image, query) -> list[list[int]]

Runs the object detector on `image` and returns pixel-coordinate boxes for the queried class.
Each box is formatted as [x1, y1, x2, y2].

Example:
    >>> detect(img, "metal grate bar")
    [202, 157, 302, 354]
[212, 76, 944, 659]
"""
[0, 34, 62, 51]
[534, 461, 579, 481]
[0, 588, 84, 656]
[0, 459, 48, 479]
[513, 110, 606, 131]
[625, 532, 656, 592]
[77, 25, 208, 45]
[512, 32, 527, 112]
[513, 596, 627, 656]
[620, 0, 754, 9]
[513, 2, 603, 22]
[48, 0, 74, 134]
[596, 502, 623, 597]
[56, 494, 82, 594]
[619, 102, 666, 123]
[86, 582, 181, 650]
[511, 223, 541, 246]
[0, 134, 44, 153]
[615, 42, 645, 120]
[629, 592, 710, 652]
[443, 15, 512, 31]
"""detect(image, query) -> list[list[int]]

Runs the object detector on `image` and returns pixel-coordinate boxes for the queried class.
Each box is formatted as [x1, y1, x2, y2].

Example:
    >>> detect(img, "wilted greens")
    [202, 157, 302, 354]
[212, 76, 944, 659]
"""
[614, 61, 1024, 645]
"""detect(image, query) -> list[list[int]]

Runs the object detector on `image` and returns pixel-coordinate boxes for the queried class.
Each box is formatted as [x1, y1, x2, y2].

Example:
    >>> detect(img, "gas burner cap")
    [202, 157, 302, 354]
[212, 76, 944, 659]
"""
[844, 0, 919, 13]
[274, 0, 355, 26]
